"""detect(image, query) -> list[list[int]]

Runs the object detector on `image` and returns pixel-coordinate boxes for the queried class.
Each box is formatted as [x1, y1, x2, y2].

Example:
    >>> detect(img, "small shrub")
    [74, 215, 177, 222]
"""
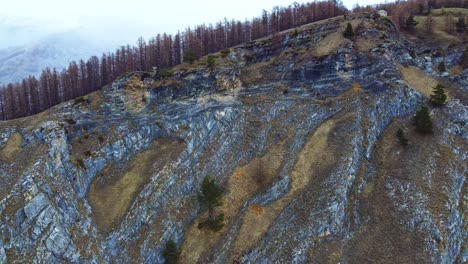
[430, 84, 447, 106]
[379, 33, 387, 39]
[65, 118, 76, 125]
[120, 72, 130, 78]
[396, 128, 408, 146]
[198, 213, 225, 231]
[282, 89, 289, 94]
[159, 69, 174, 78]
[455, 17, 466, 33]
[75, 158, 86, 169]
[183, 49, 198, 64]
[163, 239, 179, 264]
[413, 106, 433, 134]
[343, 23, 355, 38]
[84, 150, 92, 156]
[409, 50, 416, 59]
[74, 97, 89, 105]
[98, 135, 105, 143]
[198, 176, 224, 231]
[220, 49, 231, 58]
[438, 61, 446, 72]
[207, 55, 216, 69]
[291, 28, 299, 37]
[406, 15, 419, 31]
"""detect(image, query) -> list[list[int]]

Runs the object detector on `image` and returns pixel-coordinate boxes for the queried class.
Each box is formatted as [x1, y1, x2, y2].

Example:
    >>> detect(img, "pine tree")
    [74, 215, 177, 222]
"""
[396, 128, 408, 146]
[430, 84, 447, 106]
[343, 23, 355, 38]
[163, 239, 179, 264]
[183, 49, 198, 64]
[414, 106, 433, 134]
[455, 17, 466, 33]
[198, 176, 224, 231]
[207, 55, 216, 70]
[438, 61, 446, 73]
[406, 15, 419, 32]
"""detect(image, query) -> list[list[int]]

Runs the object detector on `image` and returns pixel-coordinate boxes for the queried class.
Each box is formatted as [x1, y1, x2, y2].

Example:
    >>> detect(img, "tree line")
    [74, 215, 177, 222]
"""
[353, 0, 467, 30]
[1, 0, 466, 121]
[0, 0, 347, 120]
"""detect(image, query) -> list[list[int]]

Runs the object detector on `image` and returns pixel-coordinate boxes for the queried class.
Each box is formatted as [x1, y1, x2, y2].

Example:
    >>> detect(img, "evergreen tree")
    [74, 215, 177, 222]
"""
[163, 239, 179, 264]
[413, 106, 433, 134]
[406, 15, 419, 31]
[438, 61, 446, 72]
[207, 55, 216, 70]
[396, 128, 408, 146]
[198, 176, 224, 231]
[183, 50, 198, 64]
[343, 23, 355, 38]
[430, 84, 447, 106]
[455, 17, 466, 33]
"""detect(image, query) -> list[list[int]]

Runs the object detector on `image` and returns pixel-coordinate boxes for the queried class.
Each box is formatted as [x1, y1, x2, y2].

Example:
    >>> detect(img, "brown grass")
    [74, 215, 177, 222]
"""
[0, 133, 47, 200]
[312, 19, 363, 57]
[179, 142, 286, 263]
[397, 64, 441, 98]
[1, 196, 24, 218]
[448, 65, 463, 76]
[119, 75, 151, 113]
[338, 115, 459, 263]
[0, 132, 22, 160]
[351, 82, 363, 92]
[88, 90, 105, 112]
[414, 16, 463, 43]
[70, 134, 103, 159]
[355, 37, 377, 52]
[240, 59, 275, 86]
[228, 116, 338, 261]
[88, 139, 184, 233]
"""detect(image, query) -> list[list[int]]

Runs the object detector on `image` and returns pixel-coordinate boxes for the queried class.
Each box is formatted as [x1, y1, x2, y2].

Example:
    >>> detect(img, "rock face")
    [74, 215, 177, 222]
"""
[0, 15, 466, 263]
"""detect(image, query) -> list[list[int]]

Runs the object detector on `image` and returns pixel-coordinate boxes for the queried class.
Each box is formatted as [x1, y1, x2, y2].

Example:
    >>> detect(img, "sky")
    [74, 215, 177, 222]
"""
[0, 0, 388, 49]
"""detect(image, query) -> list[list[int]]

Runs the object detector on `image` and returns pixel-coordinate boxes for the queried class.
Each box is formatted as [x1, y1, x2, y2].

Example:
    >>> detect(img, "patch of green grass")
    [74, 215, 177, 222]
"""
[430, 8, 468, 16]
[220, 49, 231, 58]
[159, 69, 174, 78]
[74, 96, 90, 105]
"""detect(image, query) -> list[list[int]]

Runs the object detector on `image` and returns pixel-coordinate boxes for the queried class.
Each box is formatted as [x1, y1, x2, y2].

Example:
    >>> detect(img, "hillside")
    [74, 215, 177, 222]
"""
[0, 13, 467, 263]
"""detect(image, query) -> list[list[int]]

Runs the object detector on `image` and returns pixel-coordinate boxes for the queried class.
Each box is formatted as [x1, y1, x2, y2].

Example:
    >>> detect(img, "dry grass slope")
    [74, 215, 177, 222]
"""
[0, 132, 22, 160]
[179, 142, 285, 263]
[88, 139, 184, 233]
[397, 64, 443, 98]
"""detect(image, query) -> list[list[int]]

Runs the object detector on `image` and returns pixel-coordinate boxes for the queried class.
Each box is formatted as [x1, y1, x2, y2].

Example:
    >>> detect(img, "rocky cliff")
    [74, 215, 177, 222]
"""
[0, 14, 467, 263]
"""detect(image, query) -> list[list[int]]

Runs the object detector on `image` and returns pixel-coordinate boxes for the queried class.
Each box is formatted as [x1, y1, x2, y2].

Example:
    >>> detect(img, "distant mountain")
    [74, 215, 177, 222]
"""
[0, 30, 109, 85]
[0, 14, 172, 86]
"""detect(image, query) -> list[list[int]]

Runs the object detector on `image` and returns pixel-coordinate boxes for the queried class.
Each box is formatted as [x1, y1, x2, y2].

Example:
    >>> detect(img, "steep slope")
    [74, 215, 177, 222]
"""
[0, 14, 466, 263]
